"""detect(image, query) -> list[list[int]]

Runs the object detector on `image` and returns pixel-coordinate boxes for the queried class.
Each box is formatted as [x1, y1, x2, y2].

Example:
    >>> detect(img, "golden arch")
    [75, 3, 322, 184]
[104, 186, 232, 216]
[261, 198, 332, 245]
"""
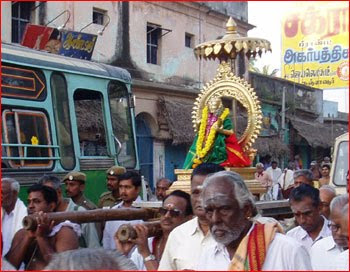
[192, 61, 262, 152]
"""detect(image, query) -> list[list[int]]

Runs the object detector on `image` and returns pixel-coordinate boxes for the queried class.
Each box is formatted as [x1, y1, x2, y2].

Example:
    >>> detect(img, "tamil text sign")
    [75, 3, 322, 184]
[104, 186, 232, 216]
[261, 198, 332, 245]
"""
[58, 30, 97, 60]
[282, 2, 349, 89]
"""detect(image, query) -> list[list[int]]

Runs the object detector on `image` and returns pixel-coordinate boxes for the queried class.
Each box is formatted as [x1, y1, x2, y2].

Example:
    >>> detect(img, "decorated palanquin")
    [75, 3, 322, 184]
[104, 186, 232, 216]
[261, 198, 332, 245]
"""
[169, 17, 272, 196]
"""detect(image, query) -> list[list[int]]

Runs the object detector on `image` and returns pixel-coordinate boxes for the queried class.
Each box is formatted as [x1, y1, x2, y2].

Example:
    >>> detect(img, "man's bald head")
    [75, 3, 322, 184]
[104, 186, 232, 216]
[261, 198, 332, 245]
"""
[319, 185, 336, 219]
[1, 178, 20, 213]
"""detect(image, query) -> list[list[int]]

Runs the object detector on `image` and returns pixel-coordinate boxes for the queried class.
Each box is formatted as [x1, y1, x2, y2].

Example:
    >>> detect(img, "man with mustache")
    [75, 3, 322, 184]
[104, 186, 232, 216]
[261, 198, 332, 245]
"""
[98, 166, 126, 208]
[102, 171, 143, 250]
[310, 194, 348, 270]
[116, 190, 193, 270]
[38, 175, 101, 248]
[155, 178, 172, 201]
[293, 169, 314, 188]
[159, 163, 225, 270]
[63, 171, 97, 210]
[287, 184, 331, 252]
[197, 171, 312, 270]
[5, 184, 80, 270]
[318, 185, 336, 219]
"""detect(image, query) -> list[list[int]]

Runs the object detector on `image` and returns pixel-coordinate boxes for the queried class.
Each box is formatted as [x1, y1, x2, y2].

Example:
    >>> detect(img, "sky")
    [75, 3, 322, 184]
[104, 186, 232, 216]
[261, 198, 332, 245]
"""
[248, 1, 349, 113]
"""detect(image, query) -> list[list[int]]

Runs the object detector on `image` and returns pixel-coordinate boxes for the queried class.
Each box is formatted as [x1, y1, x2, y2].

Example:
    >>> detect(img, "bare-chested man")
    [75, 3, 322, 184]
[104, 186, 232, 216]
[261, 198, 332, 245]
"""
[5, 184, 80, 270]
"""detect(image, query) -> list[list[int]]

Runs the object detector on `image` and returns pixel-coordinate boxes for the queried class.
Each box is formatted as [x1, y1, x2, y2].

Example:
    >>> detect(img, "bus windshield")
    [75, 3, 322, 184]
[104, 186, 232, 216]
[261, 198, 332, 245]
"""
[333, 140, 348, 186]
[108, 81, 136, 168]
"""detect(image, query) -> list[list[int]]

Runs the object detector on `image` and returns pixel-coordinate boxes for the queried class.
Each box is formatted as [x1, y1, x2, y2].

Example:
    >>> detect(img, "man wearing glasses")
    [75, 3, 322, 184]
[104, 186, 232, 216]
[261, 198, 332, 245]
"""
[115, 190, 192, 270]
[159, 163, 225, 270]
[319, 185, 336, 219]
[310, 194, 348, 270]
[287, 184, 331, 252]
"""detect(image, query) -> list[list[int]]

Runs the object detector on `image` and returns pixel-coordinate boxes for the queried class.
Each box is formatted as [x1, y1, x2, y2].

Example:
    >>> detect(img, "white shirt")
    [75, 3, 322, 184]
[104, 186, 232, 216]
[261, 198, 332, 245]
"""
[278, 169, 294, 190]
[158, 217, 215, 270]
[130, 237, 154, 270]
[2, 198, 27, 256]
[102, 196, 143, 250]
[197, 225, 312, 270]
[286, 216, 331, 252]
[332, 249, 349, 271]
[310, 236, 345, 270]
[266, 167, 282, 184]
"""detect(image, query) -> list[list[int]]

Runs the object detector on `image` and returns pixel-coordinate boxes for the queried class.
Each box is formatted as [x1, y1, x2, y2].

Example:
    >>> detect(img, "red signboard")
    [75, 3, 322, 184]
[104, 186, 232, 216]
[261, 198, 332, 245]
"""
[20, 24, 98, 60]
[21, 24, 55, 50]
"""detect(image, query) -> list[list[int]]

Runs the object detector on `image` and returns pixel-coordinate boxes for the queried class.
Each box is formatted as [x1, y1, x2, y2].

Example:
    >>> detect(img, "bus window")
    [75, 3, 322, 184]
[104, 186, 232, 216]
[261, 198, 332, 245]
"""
[51, 73, 75, 170]
[2, 109, 53, 168]
[74, 89, 108, 157]
[108, 81, 136, 168]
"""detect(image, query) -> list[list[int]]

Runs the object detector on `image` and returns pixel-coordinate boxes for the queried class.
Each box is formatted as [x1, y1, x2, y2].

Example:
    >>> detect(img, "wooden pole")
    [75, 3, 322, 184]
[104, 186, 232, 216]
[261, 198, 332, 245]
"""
[23, 208, 158, 231]
[116, 221, 162, 242]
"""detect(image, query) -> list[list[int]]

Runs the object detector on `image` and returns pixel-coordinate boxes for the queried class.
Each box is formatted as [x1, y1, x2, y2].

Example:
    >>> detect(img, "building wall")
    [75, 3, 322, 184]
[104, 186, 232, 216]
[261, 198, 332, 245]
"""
[2, 2, 249, 86]
[45, 1, 121, 63]
[1, 1, 250, 185]
[202, 2, 248, 22]
[250, 72, 324, 121]
[1, 1, 11, 42]
[323, 100, 339, 118]
[128, 2, 248, 86]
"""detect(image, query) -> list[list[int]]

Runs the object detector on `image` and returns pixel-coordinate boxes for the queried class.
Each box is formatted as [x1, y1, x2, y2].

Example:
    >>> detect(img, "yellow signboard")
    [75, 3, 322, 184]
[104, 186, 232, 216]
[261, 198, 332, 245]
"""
[282, 2, 349, 89]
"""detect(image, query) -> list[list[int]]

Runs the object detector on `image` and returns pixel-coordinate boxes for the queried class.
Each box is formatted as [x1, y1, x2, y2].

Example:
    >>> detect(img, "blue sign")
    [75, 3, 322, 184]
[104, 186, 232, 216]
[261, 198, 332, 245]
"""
[58, 30, 97, 60]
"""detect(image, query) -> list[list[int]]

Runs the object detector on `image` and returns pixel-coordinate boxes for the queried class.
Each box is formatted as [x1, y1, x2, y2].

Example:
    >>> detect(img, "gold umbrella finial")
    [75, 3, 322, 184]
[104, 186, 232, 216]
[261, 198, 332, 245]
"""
[226, 17, 238, 35]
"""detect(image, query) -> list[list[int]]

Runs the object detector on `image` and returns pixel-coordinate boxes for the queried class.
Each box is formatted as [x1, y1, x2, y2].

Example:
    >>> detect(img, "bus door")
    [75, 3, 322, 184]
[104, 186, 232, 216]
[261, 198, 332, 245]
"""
[67, 78, 136, 171]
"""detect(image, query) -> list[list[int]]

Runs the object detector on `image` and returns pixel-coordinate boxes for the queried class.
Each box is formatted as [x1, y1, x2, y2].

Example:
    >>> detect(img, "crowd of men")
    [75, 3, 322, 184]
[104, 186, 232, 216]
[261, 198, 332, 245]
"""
[1, 160, 348, 271]
[254, 157, 333, 201]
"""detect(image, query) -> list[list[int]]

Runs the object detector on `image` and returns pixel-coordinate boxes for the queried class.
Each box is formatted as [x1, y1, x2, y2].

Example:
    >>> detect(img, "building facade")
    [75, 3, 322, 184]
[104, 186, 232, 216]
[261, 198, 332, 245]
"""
[250, 72, 348, 169]
[1, 1, 252, 187]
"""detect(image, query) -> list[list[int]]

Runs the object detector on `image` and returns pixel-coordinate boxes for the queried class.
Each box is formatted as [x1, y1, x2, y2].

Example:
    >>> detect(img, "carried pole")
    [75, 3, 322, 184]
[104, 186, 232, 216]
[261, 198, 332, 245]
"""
[23, 208, 158, 231]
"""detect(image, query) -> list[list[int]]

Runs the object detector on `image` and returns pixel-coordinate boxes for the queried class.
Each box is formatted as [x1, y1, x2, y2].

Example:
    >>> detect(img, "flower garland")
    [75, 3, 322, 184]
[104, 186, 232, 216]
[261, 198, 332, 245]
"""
[195, 106, 230, 162]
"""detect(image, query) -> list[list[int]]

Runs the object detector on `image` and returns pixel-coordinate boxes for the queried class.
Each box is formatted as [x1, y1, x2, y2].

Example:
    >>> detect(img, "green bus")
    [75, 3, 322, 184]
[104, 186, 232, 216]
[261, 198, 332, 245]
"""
[1, 42, 139, 204]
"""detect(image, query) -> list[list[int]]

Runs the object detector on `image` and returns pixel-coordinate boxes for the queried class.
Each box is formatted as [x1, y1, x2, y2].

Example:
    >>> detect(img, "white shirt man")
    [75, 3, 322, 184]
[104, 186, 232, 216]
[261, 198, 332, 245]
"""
[266, 162, 282, 185]
[2, 198, 27, 256]
[196, 223, 312, 270]
[102, 196, 143, 250]
[1, 178, 28, 257]
[310, 236, 346, 270]
[159, 217, 216, 270]
[286, 216, 331, 252]
[159, 163, 226, 270]
[130, 237, 154, 270]
[278, 168, 294, 191]
[332, 249, 349, 271]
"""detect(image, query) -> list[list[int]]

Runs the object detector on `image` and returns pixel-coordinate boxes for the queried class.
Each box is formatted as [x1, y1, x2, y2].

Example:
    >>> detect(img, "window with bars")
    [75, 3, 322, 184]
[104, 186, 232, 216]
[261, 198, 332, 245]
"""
[147, 24, 161, 64]
[11, 1, 34, 43]
[2, 109, 54, 169]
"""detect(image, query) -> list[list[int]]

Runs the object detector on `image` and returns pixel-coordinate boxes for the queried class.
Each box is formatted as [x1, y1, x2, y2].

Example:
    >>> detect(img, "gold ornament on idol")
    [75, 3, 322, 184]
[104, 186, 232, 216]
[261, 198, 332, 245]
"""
[195, 106, 229, 160]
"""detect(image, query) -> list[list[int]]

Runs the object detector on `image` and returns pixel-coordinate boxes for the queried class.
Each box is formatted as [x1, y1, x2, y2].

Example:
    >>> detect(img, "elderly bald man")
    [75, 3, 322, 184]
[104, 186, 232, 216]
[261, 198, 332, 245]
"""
[310, 194, 348, 270]
[1, 178, 27, 256]
[319, 185, 336, 219]
[197, 171, 312, 270]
